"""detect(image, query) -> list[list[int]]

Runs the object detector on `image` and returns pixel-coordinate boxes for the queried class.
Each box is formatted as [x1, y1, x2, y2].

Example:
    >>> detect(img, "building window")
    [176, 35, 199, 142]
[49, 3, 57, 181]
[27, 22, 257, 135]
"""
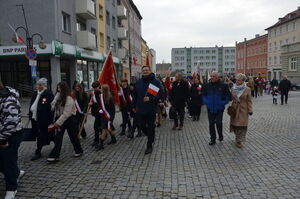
[289, 57, 297, 71]
[112, 39, 116, 52]
[199, 50, 203, 54]
[106, 36, 111, 50]
[286, 24, 289, 32]
[274, 29, 277, 36]
[99, 5, 104, 20]
[274, 41, 277, 50]
[62, 12, 71, 33]
[269, 43, 272, 52]
[274, 56, 277, 64]
[269, 57, 272, 65]
[279, 27, 282, 34]
[212, 56, 216, 60]
[286, 39, 289, 44]
[76, 21, 86, 31]
[293, 22, 296, 30]
[106, 11, 110, 25]
[206, 50, 210, 54]
[112, 16, 116, 29]
[212, 50, 216, 53]
[99, 33, 104, 47]
[206, 56, 210, 60]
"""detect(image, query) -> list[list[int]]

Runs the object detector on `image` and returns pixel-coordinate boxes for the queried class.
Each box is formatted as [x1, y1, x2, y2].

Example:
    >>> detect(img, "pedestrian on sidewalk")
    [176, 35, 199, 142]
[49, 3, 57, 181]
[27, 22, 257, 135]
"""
[72, 83, 88, 139]
[190, 78, 203, 121]
[119, 79, 132, 136]
[47, 82, 83, 163]
[0, 80, 24, 199]
[202, 71, 231, 145]
[97, 84, 116, 150]
[169, 72, 189, 130]
[229, 73, 253, 148]
[278, 76, 292, 105]
[133, 65, 162, 154]
[29, 78, 54, 161]
[247, 77, 255, 98]
[89, 81, 102, 149]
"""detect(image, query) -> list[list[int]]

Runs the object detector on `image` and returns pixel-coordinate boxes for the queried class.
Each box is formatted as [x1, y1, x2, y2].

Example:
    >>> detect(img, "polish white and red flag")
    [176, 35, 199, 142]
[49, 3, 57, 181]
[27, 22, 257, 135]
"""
[8, 23, 24, 44]
[147, 83, 160, 96]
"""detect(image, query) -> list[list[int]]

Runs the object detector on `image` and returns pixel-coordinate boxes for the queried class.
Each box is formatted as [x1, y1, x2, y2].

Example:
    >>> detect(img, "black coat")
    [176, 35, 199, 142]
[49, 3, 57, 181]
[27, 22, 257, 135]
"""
[29, 89, 54, 126]
[169, 80, 189, 108]
[279, 79, 291, 92]
[90, 90, 101, 117]
[120, 86, 132, 111]
[75, 91, 88, 115]
[190, 84, 203, 108]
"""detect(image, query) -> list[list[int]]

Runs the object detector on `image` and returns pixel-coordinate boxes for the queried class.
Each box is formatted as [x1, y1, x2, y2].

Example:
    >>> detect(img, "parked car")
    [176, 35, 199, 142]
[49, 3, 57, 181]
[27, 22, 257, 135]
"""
[291, 83, 300, 91]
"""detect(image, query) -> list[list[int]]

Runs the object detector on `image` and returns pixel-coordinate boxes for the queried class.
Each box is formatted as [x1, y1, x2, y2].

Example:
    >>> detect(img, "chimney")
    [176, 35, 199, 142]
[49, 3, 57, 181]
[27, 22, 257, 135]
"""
[255, 34, 260, 38]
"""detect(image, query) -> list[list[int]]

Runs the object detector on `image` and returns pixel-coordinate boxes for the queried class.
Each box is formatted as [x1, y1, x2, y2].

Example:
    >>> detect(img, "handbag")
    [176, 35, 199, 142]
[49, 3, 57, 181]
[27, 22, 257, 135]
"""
[21, 120, 36, 142]
[227, 105, 236, 117]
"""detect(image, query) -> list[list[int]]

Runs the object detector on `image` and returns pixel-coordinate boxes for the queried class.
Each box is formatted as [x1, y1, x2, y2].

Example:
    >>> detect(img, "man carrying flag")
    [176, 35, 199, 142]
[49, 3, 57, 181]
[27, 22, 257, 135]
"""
[133, 65, 162, 155]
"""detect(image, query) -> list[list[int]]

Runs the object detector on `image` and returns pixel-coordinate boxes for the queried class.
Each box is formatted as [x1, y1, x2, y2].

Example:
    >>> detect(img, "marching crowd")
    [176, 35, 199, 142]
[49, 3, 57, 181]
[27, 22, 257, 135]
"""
[0, 66, 293, 199]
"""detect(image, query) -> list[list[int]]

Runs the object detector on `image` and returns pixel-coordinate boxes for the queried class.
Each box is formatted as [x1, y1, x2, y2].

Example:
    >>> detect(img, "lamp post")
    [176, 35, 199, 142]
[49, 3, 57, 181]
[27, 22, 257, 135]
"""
[13, 4, 46, 86]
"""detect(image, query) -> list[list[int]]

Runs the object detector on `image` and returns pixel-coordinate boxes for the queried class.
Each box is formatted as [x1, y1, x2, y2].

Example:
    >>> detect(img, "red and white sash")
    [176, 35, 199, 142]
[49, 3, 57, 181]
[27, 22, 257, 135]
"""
[128, 94, 133, 103]
[119, 88, 127, 106]
[75, 99, 83, 114]
[99, 94, 111, 121]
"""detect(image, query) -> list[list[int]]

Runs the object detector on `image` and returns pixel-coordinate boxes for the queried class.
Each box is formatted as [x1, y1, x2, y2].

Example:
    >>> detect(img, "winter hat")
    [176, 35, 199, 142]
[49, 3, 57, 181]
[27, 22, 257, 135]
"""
[36, 78, 48, 87]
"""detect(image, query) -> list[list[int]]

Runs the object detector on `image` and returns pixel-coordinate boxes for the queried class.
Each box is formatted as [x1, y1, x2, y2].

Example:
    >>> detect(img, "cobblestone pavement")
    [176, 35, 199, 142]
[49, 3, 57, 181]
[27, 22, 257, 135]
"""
[1, 92, 300, 199]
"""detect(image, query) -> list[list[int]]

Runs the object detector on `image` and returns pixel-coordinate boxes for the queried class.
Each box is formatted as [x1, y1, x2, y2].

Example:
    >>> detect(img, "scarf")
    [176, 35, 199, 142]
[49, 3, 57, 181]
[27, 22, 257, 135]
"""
[30, 90, 45, 121]
[233, 83, 246, 98]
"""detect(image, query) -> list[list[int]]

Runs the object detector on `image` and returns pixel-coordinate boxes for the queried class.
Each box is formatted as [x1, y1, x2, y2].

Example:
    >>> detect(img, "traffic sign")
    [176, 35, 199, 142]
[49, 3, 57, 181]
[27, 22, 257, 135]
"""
[25, 48, 37, 60]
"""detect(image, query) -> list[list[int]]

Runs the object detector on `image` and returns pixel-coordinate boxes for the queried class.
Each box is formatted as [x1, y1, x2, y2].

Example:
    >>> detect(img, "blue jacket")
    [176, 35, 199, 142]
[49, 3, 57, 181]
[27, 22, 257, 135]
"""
[202, 81, 231, 113]
[133, 73, 162, 115]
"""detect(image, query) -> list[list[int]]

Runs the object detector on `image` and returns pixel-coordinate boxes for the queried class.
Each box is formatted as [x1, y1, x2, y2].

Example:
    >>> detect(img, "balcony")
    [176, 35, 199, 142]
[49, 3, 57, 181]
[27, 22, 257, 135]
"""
[118, 27, 128, 40]
[117, 5, 127, 19]
[76, 0, 96, 20]
[118, 48, 128, 59]
[77, 31, 96, 50]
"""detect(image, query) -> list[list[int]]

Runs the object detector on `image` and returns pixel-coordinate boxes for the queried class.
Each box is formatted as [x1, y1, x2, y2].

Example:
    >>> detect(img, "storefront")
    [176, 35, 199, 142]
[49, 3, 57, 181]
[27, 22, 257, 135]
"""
[0, 40, 121, 95]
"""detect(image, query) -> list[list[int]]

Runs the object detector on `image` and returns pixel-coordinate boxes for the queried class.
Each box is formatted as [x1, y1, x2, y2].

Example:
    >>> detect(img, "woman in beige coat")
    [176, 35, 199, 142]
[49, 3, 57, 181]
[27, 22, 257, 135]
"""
[230, 73, 253, 148]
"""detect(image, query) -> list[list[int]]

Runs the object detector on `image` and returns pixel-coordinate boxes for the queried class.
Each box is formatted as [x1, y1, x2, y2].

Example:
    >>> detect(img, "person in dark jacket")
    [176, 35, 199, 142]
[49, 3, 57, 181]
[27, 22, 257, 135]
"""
[72, 83, 88, 139]
[119, 79, 132, 136]
[133, 66, 162, 155]
[190, 78, 203, 121]
[278, 76, 292, 105]
[29, 78, 54, 161]
[129, 83, 142, 138]
[0, 80, 24, 199]
[169, 72, 189, 130]
[89, 81, 102, 149]
[98, 84, 116, 150]
[202, 72, 231, 145]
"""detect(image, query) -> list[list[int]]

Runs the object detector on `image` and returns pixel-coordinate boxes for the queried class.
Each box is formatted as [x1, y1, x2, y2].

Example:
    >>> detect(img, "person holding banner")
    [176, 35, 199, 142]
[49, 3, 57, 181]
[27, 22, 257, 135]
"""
[133, 66, 162, 155]
[89, 81, 102, 149]
[72, 83, 88, 139]
[98, 84, 116, 150]
[119, 79, 132, 136]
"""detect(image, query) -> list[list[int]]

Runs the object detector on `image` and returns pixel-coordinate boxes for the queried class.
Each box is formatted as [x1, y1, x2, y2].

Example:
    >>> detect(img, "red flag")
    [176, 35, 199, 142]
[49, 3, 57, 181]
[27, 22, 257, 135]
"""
[133, 56, 137, 65]
[99, 51, 120, 107]
[8, 23, 24, 44]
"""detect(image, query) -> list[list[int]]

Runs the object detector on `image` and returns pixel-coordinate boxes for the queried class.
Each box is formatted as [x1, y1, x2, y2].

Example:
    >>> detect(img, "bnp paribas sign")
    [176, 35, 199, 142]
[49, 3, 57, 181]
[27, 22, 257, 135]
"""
[0, 44, 52, 57]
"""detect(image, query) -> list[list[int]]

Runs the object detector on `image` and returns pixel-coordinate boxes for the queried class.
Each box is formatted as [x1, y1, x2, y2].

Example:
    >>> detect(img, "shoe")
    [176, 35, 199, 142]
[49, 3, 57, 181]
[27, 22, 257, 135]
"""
[119, 131, 126, 136]
[18, 170, 25, 182]
[96, 139, 104, 150]
[107, 135, 117, 145]
[31, 153, 41, 161]
[236, 142, 243, 148]
[196, 116, 199, 121]
[209, 141, 216, 145]
[91, 142, 99, 147]
[73, 153, 83, 158]
[144, 144, 153, 155]
[4, 191, 17, 199]
[127, 132, 134, 139]
[218, 136, 224, 142]
[47, 158, 59, 163]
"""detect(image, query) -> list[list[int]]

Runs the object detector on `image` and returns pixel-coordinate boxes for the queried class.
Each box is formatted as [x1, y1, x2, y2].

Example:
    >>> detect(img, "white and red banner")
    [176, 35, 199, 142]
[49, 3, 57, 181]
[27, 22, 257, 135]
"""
[147, 83, 160, 96]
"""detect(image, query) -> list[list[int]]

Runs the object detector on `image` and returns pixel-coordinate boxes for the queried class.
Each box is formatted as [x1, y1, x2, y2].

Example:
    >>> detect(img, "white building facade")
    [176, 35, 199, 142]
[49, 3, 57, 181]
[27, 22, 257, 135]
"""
[171, 46, 235, 76]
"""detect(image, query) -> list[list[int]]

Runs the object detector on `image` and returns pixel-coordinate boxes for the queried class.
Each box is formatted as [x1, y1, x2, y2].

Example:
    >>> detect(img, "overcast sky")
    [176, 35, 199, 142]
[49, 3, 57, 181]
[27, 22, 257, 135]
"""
[134, 0, 299, 63]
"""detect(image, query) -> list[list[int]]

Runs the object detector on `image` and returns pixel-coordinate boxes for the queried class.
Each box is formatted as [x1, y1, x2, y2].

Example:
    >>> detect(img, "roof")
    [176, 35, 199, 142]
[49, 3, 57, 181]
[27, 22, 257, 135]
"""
[129, 0, 143, 20]
[266, 7, 300, 30]
[236, 34, 268, 46]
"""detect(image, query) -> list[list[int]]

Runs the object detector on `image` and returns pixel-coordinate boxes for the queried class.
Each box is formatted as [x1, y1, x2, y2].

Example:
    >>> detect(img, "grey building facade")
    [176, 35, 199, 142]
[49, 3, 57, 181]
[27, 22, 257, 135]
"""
[171, 46, 236, 76]
[281, 42, 300, 84]
[0, 0, 120, 94]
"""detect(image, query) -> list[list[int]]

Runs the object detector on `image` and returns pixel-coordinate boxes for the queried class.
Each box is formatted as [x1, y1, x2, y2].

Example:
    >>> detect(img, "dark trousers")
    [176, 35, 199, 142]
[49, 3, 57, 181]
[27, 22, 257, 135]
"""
[93, 116, 101, 143]
[281, 91, 289, 104]
[138, 113, 156, 144]
[0, 132, 22, 191]
[31, 120, 52, 155]
[207, 110, 224, 142]
[121, 110, 132, 131]
[49, 116, 83, 158]
[251, 90, 255, 98]
[174, 106, 185, 127]
[76, 114, 86, 138]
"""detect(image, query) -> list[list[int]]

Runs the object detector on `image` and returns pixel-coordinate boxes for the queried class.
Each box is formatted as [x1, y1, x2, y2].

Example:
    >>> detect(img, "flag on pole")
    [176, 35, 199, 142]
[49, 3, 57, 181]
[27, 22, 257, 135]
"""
[99, 51, 120, 107]
[146, 54, 151, 67]
[8, 23, 24, 44]
[147, 83, 160, 96]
